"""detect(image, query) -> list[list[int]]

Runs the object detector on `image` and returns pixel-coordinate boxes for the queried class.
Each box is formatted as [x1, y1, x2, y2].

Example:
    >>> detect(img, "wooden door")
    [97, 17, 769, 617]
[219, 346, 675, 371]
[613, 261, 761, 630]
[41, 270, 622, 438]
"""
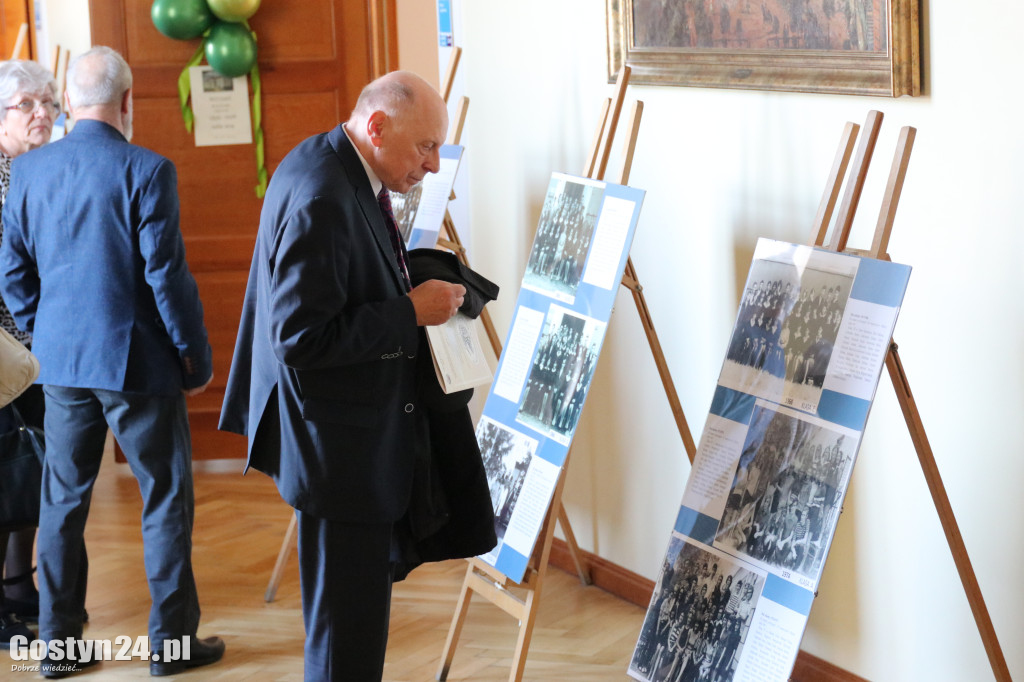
[2, 0, 34, 59]
[89, 0, 397, 459]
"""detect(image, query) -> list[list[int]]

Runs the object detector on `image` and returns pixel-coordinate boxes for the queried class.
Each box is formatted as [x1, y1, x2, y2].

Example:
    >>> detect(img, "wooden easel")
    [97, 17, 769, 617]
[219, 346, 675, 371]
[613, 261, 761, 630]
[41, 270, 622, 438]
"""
[436, 67, 697, 682]
[807, 110, 1011, 681]
[50, 45, 70, 102]
[10, 23, 29, 59]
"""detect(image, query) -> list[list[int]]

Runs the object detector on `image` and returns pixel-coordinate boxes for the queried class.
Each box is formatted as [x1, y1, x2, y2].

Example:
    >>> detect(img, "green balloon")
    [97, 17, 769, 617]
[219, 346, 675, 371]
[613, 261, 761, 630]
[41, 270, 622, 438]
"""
[205, 21, 257, 78]
[207, 0, 261, 23]
[151, 0, 214, 40]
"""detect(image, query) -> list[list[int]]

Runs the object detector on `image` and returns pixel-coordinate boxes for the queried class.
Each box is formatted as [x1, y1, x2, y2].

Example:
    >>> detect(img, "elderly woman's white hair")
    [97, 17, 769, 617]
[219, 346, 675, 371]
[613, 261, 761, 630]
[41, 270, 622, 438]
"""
[0, 59, 58, 108]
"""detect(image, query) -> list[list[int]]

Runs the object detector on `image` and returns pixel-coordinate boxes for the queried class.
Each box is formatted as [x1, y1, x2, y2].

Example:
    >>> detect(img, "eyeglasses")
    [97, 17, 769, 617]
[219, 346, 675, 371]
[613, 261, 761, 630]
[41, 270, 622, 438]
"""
[4, 99, 61, 117]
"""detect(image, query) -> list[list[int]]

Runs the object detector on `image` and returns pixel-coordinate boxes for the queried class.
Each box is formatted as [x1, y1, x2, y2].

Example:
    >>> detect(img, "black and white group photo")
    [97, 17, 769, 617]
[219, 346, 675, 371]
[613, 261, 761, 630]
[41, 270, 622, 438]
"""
[720, 254, 855, 407]
[713, 403, 854, 582]
[476, 416, 538, 543]
[630, 537, 762, 682]
[392, 181, 424, 243]
[516, 305, 604, 443]
[522, 176, 603, 301]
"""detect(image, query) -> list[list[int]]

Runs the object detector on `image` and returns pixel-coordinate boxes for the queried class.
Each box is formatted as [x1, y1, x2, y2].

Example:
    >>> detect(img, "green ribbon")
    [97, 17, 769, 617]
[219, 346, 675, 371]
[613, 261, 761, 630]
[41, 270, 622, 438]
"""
[248, 24, 267, 198]
[175, 24, 267, 198]
[177, 41, 206, 134]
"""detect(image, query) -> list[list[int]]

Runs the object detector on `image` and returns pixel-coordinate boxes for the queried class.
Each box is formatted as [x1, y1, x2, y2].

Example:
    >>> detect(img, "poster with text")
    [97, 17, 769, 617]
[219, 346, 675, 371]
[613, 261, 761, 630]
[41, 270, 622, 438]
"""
[479, 172, 645, 582]
[394, 144, 463, 250]
[629, 239, 910, 682]
[188, 66, 252, 147]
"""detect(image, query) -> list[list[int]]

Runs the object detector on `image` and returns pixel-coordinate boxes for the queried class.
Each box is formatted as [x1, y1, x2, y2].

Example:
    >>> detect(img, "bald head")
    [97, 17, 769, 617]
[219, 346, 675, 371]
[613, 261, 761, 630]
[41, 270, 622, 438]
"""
[350, 70, 441, 123]
[347, 71, 448, 194]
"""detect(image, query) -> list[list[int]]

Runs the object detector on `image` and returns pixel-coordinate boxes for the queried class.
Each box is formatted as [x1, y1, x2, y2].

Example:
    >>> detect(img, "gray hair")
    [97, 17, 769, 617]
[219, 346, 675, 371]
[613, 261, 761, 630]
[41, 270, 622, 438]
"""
[66, 46, 132, 109]
[0, 59, 58, 109]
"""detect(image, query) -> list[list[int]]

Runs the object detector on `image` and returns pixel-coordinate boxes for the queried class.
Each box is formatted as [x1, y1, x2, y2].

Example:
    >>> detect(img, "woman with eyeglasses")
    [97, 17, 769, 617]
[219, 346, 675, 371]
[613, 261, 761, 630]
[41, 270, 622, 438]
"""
[0, 58, 60, 648]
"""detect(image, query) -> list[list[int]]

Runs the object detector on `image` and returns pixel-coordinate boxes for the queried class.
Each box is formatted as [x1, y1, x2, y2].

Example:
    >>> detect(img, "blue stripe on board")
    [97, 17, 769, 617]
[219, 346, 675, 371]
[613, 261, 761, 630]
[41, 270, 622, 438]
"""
[816, 390, 870, 430]
[674, 507, 720, 545]
[762, 574, 814, 615]
[850, 258, 911, 307]
[494, 546, 528, 582]
[709, 386, 756, 424]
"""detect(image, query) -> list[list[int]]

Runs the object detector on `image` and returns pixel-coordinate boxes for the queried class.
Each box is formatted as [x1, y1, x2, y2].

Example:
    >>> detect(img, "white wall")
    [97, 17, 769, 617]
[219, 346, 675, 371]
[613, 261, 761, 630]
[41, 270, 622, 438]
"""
[455, 2, 1023, 680]
[34, 0, 91, 70]
[396, 0, 439, 86]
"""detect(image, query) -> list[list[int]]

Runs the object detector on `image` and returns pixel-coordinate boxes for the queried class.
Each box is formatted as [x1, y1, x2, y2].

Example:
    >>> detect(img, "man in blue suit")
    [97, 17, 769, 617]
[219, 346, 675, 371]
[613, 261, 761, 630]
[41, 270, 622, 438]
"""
[0, 47, 224, 678]
[220, 71, 466, 680]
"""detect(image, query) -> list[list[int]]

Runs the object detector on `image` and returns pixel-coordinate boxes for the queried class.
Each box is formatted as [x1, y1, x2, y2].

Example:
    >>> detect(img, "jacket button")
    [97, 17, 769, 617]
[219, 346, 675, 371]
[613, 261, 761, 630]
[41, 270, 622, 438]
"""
[404, 403, 414, 413]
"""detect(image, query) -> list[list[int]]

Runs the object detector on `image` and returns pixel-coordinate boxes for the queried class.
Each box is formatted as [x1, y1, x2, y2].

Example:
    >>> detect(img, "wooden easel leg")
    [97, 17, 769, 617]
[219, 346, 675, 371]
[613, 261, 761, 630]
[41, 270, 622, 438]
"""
[830, 110, 883, 252]
[11, 23, 28, 60]
[622, 257, 697, 461]
[556, 502, 592, 585]
[264, 512, 297, 603]
[504, 464, 572, 681]
[508, 587, 540, 682]
[810, 121, 859, 247]
[436, 561, 476, 681]
[886, 342, 1011, 681]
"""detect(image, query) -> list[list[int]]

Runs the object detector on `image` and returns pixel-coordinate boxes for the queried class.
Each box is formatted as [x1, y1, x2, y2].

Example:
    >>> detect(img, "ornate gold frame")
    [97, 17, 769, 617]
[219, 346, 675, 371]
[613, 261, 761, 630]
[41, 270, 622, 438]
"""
[607, 0, 920, 96]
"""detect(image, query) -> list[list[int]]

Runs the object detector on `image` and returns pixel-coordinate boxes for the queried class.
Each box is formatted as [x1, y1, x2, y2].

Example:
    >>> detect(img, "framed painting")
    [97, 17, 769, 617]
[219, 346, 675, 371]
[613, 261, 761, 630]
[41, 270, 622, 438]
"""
[607, 0, 920, 96]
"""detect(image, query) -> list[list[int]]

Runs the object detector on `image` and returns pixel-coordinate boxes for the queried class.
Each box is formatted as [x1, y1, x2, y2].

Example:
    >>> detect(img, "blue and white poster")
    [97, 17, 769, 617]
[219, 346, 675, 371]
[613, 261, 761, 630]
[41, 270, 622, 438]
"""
[437, 0, 453, 47]
[394, 144, 463, 250]
[629, 239, 911, 682]
[478, 172, 645, 582]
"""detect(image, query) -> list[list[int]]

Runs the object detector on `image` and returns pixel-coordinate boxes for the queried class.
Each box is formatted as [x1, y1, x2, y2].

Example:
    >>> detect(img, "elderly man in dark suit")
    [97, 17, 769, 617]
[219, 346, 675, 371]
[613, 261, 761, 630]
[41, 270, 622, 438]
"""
[220, 71, 469, 681]
[0, 46, 223, 678]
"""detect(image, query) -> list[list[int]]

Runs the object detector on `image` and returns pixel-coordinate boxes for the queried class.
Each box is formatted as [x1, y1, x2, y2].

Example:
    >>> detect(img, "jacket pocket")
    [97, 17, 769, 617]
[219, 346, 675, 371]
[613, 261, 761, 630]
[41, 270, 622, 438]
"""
[300, 396, 381, 426]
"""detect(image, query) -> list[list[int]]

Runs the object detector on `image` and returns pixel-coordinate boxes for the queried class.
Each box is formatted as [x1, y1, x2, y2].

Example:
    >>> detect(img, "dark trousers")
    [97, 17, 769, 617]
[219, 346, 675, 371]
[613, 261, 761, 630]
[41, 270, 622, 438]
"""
[38, 386, 200, 644]
[296, 510, 394, 681]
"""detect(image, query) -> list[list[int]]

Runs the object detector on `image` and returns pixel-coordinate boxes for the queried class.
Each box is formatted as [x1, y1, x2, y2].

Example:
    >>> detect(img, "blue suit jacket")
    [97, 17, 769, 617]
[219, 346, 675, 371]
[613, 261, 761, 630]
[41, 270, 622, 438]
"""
[219, 125, 423, 523]
[0, 120, 211, 396]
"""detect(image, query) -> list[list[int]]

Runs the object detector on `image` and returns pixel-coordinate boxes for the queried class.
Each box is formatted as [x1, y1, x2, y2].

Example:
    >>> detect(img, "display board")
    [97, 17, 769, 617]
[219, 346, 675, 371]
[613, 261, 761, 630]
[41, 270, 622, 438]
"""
[629, 238, 911, 682]
[477, 172, 645, 582]
[394, 144, 463, 250]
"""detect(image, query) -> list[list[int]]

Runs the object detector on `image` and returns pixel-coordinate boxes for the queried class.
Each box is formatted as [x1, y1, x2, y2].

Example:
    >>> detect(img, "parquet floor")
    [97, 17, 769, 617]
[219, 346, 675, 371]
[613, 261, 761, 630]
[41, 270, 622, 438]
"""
[7, 446, 644, 680]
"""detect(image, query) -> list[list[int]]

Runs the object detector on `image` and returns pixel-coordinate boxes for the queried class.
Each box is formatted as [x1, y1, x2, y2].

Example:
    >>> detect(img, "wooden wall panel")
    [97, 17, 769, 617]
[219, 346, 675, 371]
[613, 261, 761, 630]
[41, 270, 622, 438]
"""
[122, 9, 205, 65]
[240, 2, 337, 61]
[89, 0, 396, 459]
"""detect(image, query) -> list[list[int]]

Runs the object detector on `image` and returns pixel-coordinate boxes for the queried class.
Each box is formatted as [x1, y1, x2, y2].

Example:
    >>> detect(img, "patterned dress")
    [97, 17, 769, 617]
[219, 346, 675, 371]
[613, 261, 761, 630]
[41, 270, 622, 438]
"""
[0, 149, 32, 345]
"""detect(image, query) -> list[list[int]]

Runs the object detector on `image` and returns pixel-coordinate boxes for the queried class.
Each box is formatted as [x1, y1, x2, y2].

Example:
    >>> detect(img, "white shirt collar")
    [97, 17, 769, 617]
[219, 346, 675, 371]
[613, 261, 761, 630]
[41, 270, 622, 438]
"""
[342, 123, 383, 197]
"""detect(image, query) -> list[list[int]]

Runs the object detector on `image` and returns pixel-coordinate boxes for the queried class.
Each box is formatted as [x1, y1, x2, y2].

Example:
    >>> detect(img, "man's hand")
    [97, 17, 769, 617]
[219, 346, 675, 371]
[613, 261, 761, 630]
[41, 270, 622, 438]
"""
[409, 279, 466, 326]
[183, 373, 214, 397]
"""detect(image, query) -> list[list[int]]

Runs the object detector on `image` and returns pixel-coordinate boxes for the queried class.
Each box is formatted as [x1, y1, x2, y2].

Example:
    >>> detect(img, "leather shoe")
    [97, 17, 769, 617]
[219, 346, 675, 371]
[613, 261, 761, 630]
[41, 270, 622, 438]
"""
[0, 610, 34, 647]
[3, 596, 38, 623]
[150, 635, 225, 676]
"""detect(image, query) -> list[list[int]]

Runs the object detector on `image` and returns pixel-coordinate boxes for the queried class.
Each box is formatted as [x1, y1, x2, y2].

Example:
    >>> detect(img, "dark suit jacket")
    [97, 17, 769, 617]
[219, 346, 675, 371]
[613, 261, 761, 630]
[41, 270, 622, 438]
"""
[220, 125, 423, 523]
[0, 120, 211, 395]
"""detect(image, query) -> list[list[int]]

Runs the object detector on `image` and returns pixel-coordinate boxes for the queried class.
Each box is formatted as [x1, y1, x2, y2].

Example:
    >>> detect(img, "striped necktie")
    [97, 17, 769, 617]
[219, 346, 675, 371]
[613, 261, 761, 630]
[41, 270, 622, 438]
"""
[376, 187, 412, 292]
